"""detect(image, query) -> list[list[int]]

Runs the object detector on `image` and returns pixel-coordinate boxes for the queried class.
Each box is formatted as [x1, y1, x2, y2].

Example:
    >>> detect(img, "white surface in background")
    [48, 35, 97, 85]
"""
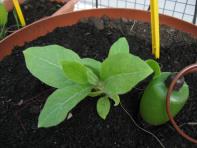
[75, 0, 197, 24]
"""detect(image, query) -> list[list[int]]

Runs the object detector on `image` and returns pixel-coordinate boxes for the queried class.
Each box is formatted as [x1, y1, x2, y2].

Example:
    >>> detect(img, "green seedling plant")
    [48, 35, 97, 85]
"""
[23, 37, 153, 128]
[0, 2, 8, 39]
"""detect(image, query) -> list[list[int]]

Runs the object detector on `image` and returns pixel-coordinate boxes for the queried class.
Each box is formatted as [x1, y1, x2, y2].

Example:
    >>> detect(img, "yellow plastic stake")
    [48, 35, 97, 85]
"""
[150, 0, 160, 59]
[12, 0, 26, 27]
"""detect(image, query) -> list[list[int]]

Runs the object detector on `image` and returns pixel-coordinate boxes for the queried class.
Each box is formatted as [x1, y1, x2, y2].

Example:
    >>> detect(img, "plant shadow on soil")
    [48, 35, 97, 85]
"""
[0, 16, 197, 148]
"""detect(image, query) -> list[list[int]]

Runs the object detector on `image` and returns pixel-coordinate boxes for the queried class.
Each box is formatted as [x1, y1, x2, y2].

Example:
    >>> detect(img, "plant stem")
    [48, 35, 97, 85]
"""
[88, 90, 103, 97]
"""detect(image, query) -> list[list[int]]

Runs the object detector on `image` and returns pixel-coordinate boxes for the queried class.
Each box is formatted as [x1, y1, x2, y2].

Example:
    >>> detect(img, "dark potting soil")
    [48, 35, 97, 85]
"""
[0, 17, 197, 148]
[7, 0, 62, 31]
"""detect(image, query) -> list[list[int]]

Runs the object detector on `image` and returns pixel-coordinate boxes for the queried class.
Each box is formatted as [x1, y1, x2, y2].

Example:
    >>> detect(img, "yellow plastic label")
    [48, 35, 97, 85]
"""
[12, 0, 26, 27]
[150, 0, 160, 59]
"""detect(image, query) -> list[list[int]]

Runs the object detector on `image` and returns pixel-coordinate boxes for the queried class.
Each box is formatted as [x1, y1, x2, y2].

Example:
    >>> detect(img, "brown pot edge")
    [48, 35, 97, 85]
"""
[0, 8, 197, 60]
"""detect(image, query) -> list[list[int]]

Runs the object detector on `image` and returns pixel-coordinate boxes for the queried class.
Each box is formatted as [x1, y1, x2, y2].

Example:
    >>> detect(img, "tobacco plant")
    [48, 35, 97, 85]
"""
[23, 37, 153, 128]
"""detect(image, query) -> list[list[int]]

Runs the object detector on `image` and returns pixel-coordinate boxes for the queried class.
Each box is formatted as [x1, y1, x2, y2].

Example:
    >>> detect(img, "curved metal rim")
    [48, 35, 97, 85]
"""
[166, 64, 197, 144]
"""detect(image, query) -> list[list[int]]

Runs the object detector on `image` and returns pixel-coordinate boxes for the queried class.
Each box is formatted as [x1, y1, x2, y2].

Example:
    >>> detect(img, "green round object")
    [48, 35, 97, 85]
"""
[0, 2, 8, 26]
[140, 72, 189, 125]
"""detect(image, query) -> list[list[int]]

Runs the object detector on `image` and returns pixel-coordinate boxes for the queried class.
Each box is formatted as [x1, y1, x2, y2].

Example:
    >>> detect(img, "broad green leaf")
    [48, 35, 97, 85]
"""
[108, 37, 129, 57]
[97, 96, 111, 120]
[23, 45, 80, 88]
[82, 58, 101, 76]
[62, 61, 98, 85]
[109, 94, 120, 106]
[0, 3, 8, 26]
[86, 68, 99, 85]
[146, 59, 161, 79]
[100, 53, 153, 94]
[38, 84, 91, 128]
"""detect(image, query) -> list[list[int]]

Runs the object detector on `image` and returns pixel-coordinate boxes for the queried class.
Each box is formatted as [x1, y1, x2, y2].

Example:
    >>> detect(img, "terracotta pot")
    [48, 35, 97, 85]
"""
[0, 8, 197, 143]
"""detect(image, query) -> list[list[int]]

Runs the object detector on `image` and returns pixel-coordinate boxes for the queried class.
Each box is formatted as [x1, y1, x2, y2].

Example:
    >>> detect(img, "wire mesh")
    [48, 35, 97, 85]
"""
[75, 0, 197, 24]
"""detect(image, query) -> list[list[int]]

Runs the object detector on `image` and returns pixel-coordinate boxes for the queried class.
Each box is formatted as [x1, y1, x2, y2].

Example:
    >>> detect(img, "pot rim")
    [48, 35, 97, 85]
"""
[0, 8, 197, 60]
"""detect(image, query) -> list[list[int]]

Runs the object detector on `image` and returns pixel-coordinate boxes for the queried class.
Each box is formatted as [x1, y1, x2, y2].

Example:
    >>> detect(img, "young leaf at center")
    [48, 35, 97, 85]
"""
[82, 58, 101, 76]
[62, 61, 99, 85]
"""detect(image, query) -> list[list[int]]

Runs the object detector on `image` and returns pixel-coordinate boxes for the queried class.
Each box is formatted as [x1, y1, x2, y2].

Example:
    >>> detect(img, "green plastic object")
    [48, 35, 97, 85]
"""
[0, 2, 8, 26]
[140, 72, 189, 125]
